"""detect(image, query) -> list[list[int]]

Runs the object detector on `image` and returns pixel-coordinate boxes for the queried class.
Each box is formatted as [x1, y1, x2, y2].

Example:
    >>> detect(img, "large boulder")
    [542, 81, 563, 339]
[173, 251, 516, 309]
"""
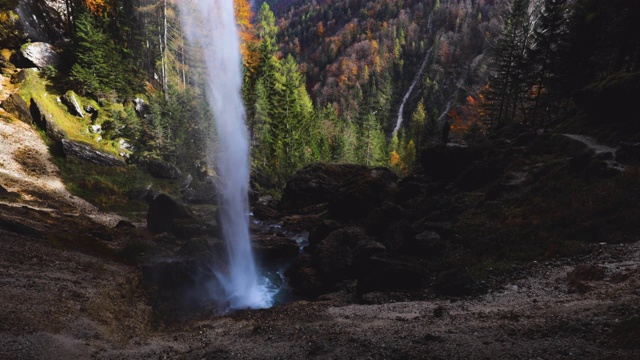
[15, 0, 66, 44]
[251, 234, 299, 263]
[147, 194, 195, 235]
[280, 163, 397, 211]
[285, 254, 325, 296]
[420, 144, 486, 180]
[1, 93, 32, 124]
[328, 167, 399, 221]
[313, 227, 368, 281]
[182, 175, 218, 204]
[61, 139, 125, 167]
[60, 91, 84, 118]
[19, 42, 61, 69]
[30, 97, 65, 143]
[356, 253, 427, 294]
[145, 158, 183, 179]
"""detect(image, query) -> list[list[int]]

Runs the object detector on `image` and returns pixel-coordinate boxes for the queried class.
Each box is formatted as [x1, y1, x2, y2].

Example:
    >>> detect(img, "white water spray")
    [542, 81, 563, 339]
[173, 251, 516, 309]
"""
[179, 0, 274, 309]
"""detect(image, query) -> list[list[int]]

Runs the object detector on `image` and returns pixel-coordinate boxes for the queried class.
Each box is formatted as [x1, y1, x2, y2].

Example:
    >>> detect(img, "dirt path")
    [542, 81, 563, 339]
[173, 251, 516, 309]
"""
[563, 133, 625, 171]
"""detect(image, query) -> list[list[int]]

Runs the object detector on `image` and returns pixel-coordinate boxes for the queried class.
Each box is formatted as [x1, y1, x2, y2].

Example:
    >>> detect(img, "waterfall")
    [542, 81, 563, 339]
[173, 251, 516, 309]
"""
[179, 0, 274, 309]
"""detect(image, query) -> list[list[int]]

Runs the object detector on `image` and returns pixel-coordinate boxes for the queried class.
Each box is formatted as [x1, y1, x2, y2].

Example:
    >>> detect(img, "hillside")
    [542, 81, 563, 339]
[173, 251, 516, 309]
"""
[1, 0, 640, 358]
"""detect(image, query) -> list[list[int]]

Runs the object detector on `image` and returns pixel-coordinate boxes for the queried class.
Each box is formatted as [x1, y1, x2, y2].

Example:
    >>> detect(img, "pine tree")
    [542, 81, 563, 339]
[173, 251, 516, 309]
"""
[485, 0, 532, 126]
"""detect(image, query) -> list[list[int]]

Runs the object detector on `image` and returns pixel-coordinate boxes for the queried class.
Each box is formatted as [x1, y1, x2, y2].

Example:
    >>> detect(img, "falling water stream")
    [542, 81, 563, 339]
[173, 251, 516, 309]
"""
[179, 0, 275, 309]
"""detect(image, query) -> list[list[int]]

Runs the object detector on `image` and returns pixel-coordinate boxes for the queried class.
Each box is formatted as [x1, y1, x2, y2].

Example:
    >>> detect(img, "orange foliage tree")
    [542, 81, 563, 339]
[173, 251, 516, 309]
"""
[235, 0, 259, 73]
[85, 0, 111, 16]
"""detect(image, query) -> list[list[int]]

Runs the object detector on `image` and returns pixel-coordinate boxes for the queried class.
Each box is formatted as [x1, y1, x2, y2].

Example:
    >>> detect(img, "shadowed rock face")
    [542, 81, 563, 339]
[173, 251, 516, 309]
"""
[16, 0, 66, 44]
[61, 139, 125, 167]
[20, 42, 61, 69]
[279, 163, 398, 215]
[147, 194, 195, 235]
[1, 93, 32, 124]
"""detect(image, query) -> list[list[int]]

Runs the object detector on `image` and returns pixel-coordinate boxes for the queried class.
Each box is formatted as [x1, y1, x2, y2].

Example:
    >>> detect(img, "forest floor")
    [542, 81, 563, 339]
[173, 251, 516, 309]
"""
[1, 109, 639, 359]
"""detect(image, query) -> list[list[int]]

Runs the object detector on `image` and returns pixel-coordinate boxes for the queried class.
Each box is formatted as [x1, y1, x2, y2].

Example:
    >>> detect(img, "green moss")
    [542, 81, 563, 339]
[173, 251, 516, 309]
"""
[18, 69, 125, 157]
[53, 156, 180, 218]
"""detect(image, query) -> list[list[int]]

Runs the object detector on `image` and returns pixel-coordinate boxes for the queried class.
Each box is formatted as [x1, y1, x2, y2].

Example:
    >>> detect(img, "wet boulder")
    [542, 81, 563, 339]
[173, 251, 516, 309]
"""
[285, 254, 325, 296]
[251, 234, 299, 263]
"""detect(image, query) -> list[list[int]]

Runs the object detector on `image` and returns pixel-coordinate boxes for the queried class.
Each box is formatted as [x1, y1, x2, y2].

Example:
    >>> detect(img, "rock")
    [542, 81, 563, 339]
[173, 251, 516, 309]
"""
[420, 144, 486, 180]
[308, 219, 342, 251]
[1, 93, 33, 124]
[410, 230, 447, 257]
[147, 193, 195, 235]
[183, 176, 217, 204]
[280, 163, 397, 211]
[114, 220, 135, 229]
[618, 142, 640, 164]
[285, 254, 325, 296]
[356, 253, 427, 294]
[0, 53, 16, 76]
[432, 269, 475, 297]
[0, 184, 8, 197]
[60, 91, 84, 118]
[145, 158, 183, 179]
[30, 98, 66, 143]
[314, 227, 367, 281]
[327, 167, 398, 220]
[16, 0, 67, 43]
[351, 239, 386, 275]
[252, 203, 282, 220]
[382, 219, 412, 252]
[251, 234, 299, 263]
[0, 217, 41, 238]
[20, 42, 61, 69]
[10, 69, 28, 84]
[132, 98, 149, 118]
[61, 139, 126, 167]
[365, 201, 407, 237]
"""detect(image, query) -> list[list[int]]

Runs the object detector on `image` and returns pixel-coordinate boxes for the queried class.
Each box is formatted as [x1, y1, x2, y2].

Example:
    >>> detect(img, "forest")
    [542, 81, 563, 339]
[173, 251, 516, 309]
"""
[2, 0, 636, 190]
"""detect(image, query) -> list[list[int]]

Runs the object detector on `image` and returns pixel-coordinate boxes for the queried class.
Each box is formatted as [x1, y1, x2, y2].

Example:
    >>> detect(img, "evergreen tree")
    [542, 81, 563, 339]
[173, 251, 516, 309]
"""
[485, 0, 532, 126]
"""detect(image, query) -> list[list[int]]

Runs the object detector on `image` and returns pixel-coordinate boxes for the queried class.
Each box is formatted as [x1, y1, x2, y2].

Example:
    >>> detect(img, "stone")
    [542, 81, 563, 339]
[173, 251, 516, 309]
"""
[280, 163, 397, 212]
[147, 193, 195, 235]
[356, 253, 427, 294]
[30, 98, 66, 143]
[420, 144, 486, 180]
[1, 93, 32, 124]
[313, 227, 367, 281]
[60, 91, 84, 118]
[285, 254, 326, 296]
[132, 98, 149, 118]
[432, 269, 475, 297]
[10, 69, 28, 84]
[327, 167, 398, 220]
[251, 234, 299, 263]
[61, 139, 126, 167]
[20, 42, 61, 69]
[145, 158, 183, 179]
[410, 230, 447, 257]
[16, 0, 66, 43]
[182, 175, 218, 204]
[114, 220, 135, 229]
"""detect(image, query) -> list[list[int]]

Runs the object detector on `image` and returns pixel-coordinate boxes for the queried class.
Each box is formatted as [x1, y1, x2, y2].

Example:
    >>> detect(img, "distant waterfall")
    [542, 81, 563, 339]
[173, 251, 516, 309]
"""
[179, 0, 274, 309]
